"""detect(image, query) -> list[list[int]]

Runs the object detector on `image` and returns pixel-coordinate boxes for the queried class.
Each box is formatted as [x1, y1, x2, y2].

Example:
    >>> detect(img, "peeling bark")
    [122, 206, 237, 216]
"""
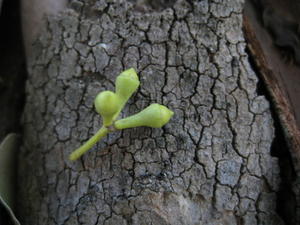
[18, 0, 284, 224]
[243, 1, 300, 223]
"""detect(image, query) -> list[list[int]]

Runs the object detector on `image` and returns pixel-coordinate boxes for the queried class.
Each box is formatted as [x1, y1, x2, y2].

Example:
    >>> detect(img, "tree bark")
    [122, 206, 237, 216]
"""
[18, 0, 284, 224]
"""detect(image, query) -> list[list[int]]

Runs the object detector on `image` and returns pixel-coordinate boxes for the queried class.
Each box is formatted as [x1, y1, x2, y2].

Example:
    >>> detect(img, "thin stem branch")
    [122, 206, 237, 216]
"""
[69, 126, 109, 161]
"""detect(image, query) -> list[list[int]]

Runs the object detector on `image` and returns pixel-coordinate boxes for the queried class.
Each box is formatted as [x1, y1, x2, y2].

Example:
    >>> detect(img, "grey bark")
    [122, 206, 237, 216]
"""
[18, 0, 284, 224]
[21, 0, 67, 59]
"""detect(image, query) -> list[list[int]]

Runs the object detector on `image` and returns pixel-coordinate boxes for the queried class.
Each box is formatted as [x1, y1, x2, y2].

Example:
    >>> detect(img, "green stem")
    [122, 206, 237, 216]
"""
[69, 126, 109, 161]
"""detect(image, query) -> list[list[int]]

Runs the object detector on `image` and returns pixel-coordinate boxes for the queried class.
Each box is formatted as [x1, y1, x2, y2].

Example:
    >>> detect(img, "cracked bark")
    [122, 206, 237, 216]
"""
[18, 0, 285, 224]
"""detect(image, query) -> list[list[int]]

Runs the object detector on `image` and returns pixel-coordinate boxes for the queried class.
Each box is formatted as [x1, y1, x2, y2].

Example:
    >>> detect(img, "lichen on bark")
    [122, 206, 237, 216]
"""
[18, 0, 284, 224]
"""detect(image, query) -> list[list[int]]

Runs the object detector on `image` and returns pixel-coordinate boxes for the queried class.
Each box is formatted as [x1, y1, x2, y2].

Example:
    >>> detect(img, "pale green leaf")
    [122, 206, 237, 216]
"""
[0, 133, 21, 225]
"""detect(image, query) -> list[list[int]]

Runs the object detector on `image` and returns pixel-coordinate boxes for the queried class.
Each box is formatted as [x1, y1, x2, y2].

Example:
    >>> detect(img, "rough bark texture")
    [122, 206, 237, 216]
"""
[18, 0, 284, 224]
[21, 0, 67, 59]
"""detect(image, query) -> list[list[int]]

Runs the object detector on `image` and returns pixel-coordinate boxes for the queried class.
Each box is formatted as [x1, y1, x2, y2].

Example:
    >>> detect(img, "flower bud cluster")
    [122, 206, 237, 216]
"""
[70, 68, 173, 160]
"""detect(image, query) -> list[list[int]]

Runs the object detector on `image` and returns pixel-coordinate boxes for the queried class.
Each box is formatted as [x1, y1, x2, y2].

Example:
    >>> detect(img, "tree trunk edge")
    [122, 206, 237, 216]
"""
[19, 0, 286, 224]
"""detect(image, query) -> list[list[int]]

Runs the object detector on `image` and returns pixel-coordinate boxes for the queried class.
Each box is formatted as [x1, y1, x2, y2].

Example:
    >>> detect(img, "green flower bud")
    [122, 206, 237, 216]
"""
[115, 68, 140, 110]
[94, 91, 120, 126]
[114, 103, 174, 129]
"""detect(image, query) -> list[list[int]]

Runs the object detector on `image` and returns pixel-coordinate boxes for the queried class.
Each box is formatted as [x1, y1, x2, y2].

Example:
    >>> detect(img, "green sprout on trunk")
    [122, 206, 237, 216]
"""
[69, 68, 174, 161]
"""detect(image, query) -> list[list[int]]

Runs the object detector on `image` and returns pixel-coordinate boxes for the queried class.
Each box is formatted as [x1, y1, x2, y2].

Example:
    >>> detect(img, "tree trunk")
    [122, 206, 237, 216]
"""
[18, 0, 285, 224]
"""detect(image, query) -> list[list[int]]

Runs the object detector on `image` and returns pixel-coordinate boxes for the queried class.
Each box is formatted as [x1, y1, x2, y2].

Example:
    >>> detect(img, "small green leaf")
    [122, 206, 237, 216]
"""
[0, 133, 21, 225]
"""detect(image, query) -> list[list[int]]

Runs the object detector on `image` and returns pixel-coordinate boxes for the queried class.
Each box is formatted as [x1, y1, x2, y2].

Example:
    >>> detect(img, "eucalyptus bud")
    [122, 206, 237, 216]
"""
[114, 104, 174, 129]
[70, 68, 174, 161]
[94, 91, 120, 126]
[115, 68, 140, 112]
